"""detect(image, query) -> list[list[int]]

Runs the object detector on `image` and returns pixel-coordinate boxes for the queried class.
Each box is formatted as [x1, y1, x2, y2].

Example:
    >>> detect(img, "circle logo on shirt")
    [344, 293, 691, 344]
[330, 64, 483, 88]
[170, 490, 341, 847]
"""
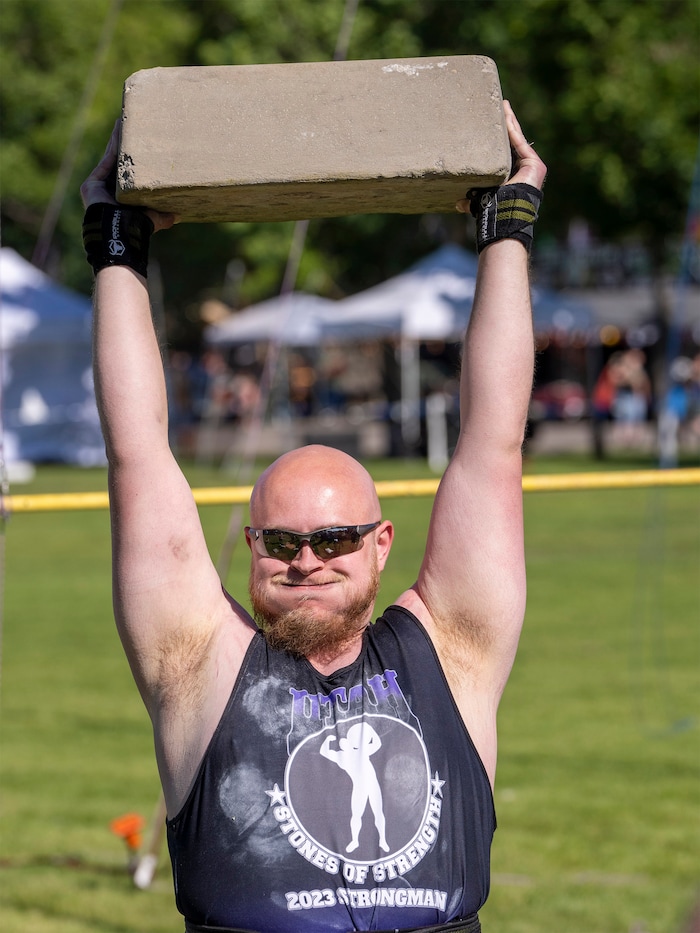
[284, 714, 431, 866]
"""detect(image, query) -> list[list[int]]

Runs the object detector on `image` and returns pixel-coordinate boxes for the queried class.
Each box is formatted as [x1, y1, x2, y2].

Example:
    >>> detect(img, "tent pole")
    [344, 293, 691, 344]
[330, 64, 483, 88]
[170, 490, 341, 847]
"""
[399, 333, 421, 455]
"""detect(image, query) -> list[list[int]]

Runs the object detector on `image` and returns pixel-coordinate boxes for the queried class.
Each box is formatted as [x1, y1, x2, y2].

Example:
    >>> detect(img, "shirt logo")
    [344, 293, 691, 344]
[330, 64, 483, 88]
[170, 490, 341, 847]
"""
[266, 669, 445, 886]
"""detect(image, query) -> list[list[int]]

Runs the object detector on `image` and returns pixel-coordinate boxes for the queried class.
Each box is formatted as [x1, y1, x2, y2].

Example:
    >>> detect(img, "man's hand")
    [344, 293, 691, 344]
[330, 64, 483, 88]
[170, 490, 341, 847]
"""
[80, 120, 177, 233]
[456, 100, 547, 214]
[503, 99, 547, 190]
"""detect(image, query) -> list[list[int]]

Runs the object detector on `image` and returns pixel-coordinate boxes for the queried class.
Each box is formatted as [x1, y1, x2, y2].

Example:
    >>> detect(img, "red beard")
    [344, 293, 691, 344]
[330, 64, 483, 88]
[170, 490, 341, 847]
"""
[248, 562, 380, 659]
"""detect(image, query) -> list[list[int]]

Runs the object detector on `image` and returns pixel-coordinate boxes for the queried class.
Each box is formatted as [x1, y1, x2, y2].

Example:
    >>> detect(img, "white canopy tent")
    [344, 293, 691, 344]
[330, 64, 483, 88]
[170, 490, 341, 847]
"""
[323, 244, 479, 448]
[327, 242, 594, 340]
[325, 243, 477, 342]
[0, 248, 105, 466]
[205, 244, 595, 347]
[327, 244, 595, 447]
[204, 244, 595, 454]
[205, 292, 336, 347]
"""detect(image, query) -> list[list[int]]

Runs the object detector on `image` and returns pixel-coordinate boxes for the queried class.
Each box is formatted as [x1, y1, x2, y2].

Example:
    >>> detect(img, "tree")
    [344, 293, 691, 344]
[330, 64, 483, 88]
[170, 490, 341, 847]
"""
[2, 0, 698, 349]
[470, 0, 699, 262]
[0, 0, 197, 290]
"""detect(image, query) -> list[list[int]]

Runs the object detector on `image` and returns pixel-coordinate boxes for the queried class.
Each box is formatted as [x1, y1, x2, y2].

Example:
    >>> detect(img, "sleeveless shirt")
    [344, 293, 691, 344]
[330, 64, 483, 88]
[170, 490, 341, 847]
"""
[167, 605, 496, 932]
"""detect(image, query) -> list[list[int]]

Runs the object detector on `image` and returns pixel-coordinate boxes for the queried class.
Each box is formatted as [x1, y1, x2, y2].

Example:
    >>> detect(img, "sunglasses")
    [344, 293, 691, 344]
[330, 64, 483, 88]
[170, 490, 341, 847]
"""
[247, 522, 381, 562]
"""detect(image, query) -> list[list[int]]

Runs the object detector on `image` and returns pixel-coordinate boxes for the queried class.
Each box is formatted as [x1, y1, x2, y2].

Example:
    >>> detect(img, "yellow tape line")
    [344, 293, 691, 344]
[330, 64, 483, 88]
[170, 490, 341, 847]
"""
[4, 468, 700, 514]
[522, 468, 700, 493]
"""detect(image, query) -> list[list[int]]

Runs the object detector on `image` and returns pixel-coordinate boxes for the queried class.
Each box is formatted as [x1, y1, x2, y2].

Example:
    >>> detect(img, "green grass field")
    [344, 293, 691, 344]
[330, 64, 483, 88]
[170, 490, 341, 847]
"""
[1, 453, 698, 933]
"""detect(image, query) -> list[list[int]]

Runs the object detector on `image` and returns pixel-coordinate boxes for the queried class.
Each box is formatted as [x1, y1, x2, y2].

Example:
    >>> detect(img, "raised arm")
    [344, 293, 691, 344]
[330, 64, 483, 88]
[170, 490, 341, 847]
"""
[395, 103, 547, 778]
[81, 125, 254, 813]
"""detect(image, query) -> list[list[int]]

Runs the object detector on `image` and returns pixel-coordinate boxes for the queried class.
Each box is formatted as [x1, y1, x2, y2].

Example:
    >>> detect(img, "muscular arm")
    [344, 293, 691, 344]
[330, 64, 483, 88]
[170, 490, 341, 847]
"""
[84, 128, 254, 813]
[396, 103, 547, 777]
[320, 735, 339, 763]
[94, 267, 227, 692]
[418, 239, 532, 673]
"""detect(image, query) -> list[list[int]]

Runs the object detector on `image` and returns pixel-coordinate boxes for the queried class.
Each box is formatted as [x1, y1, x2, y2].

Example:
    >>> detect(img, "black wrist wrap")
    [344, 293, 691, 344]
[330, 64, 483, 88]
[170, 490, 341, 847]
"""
[82, 203, 154, 277]
[467, 183, 542, 254]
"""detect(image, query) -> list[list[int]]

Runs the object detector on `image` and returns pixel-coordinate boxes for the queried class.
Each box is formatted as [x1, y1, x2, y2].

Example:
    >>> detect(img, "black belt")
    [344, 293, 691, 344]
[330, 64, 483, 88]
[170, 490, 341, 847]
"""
[376, 915, 481, 933]
[185, 913, 480, 933]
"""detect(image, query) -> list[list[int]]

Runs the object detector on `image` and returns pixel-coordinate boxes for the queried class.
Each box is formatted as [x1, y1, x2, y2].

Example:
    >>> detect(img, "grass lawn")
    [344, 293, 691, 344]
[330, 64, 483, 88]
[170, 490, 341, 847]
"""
[1, 451, 698, 932]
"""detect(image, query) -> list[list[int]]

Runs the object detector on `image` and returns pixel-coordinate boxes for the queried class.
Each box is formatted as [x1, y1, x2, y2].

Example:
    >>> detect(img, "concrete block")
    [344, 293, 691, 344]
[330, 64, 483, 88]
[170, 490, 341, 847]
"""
[117, 57, 510, 223]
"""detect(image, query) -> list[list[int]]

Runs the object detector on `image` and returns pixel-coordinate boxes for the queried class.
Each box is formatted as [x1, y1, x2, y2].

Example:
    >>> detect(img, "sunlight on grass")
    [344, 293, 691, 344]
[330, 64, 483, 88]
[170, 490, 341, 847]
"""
[1, 457, 698, 932]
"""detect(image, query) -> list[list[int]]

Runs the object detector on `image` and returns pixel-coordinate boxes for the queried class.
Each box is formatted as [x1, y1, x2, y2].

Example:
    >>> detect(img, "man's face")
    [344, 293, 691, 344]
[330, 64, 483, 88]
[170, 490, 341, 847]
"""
[247, 523, 382, 659]
[245, 446, 394, 661]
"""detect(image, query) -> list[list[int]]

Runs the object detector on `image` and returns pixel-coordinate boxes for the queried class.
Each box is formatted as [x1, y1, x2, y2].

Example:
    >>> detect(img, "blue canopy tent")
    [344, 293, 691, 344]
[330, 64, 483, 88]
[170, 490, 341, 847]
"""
[1, 248, 105, 466]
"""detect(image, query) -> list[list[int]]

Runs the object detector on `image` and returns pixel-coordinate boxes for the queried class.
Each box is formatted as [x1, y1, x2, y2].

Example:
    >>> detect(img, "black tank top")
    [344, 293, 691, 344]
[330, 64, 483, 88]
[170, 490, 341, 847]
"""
[167, 605, 496, 931]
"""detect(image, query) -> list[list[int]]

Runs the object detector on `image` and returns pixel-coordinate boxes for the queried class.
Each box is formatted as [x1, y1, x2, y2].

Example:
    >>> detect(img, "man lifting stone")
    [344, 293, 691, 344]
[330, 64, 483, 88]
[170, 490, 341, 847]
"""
[81, 98, 546, 932]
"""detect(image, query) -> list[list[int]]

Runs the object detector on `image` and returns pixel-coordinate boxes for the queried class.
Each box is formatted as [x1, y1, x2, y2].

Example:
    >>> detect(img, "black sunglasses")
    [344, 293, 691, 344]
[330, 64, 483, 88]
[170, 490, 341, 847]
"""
[248, 522, 381, 562]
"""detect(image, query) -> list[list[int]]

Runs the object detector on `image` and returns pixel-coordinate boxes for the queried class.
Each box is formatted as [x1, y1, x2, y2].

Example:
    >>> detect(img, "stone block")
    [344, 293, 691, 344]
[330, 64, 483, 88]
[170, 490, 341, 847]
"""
[117, 56, 510, 223]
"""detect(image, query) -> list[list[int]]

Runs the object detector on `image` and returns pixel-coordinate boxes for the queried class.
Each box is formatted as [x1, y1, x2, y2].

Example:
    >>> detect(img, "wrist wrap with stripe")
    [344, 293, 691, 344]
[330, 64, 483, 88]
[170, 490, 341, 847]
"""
[467, 183, 542, 254]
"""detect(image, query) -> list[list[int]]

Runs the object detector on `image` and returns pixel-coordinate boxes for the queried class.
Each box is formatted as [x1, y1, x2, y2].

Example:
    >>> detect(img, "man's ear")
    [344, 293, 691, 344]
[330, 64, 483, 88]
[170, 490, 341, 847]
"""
[375, 520, 395, 571]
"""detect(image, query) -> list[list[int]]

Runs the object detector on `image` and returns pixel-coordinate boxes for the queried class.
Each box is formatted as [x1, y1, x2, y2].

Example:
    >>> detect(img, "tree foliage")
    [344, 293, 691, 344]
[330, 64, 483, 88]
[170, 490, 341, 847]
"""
[469, 0, 700, 255]
[1, 0, 698, 346]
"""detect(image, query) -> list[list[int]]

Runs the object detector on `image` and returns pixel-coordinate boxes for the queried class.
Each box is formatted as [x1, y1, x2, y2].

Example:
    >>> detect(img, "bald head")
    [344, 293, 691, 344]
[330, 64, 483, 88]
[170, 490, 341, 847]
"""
[250, 445, 380, 530]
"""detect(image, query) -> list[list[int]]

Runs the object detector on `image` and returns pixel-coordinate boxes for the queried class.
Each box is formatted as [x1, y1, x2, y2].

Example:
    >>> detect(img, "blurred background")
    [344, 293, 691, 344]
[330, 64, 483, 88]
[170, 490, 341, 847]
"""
[1, 5, 699, 932]
[1, 0, 699, 476]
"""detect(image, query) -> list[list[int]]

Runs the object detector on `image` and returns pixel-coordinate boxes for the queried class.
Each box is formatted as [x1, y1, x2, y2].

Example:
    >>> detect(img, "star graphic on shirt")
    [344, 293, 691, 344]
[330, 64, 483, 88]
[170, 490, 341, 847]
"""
[431, 772, 445, 797]
[265, 783, 287, 806]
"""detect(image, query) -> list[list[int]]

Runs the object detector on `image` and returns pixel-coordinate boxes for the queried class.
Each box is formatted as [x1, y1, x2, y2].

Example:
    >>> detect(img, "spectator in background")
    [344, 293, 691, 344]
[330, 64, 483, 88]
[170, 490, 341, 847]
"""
[611, 348, 652, 449]
[689, 354, 700, 446]
[667, 354, 700, 452]
[592, 351, 624, 423]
